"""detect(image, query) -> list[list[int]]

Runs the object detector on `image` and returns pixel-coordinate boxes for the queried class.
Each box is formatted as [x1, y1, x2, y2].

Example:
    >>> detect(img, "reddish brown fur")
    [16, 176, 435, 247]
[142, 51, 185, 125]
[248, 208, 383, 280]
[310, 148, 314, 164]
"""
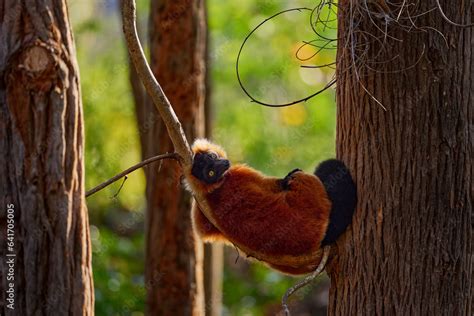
[188, 139, 331, 275]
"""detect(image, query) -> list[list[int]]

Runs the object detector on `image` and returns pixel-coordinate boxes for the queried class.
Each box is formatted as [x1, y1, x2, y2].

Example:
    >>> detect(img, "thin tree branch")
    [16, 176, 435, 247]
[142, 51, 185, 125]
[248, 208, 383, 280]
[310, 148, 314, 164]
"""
[281, 246, 331, 316]
[121, 0, 193, 165]
[121, 0, 228, 246]
[111, 175, 128, 199]
[85, 153, 179, 197]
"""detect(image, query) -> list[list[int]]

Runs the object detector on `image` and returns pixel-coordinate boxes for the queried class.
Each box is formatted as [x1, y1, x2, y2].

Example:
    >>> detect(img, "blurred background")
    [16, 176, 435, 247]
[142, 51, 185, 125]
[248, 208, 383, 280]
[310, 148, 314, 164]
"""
[70, 0, 337, 314]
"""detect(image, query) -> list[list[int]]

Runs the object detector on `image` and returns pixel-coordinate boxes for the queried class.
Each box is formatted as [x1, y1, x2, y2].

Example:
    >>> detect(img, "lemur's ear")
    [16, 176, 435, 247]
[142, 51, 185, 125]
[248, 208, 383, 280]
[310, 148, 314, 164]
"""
[192, 139, 227, 159]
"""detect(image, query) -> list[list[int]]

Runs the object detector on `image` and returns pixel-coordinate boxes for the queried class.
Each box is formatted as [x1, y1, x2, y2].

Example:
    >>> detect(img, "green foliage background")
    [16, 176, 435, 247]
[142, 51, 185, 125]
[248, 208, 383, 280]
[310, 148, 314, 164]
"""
[72, 0, 336, 314]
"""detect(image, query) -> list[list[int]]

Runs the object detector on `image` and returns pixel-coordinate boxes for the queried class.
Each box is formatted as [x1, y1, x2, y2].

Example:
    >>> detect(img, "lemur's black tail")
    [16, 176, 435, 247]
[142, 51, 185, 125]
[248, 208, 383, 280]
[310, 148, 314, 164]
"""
[315, 159, 357, 246]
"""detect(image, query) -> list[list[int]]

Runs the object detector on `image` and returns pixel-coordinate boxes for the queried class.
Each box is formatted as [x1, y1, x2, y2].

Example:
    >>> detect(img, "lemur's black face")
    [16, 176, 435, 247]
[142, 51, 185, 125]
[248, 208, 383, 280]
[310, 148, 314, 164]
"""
[192, 152, 230, 184]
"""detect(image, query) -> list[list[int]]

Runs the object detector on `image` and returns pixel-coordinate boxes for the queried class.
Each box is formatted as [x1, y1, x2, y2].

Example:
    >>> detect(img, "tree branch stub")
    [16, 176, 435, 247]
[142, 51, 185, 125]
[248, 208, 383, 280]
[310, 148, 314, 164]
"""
[85, 153, 179, 197]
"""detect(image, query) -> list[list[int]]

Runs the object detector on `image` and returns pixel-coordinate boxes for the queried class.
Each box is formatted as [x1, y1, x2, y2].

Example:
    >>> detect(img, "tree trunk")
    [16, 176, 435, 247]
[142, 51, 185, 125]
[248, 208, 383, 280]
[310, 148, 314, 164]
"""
[202, 5, 223, 313]
[203, 244, 223, 316]
[329, 1, 472, 314]
[0, 1, 93, 315]
[135, 0, 207, 315]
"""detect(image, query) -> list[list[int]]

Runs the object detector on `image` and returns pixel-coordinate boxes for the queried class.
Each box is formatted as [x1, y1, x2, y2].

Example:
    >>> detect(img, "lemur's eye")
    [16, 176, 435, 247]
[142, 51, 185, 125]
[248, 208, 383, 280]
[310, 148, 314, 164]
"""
[208, 170, 215, 177]
[210, 153, 218, 159]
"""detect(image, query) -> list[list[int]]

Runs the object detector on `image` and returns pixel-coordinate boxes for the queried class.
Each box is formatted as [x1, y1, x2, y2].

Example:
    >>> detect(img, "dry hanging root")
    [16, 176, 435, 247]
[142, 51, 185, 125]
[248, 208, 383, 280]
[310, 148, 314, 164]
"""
[281, 246, 330, 316]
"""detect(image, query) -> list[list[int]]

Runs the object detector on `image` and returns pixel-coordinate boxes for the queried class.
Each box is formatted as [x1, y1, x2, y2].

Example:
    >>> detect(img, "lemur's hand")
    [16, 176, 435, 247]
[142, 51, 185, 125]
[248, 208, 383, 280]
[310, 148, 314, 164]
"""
[281, 168, 302, 190]
[287, 168, 302, 177]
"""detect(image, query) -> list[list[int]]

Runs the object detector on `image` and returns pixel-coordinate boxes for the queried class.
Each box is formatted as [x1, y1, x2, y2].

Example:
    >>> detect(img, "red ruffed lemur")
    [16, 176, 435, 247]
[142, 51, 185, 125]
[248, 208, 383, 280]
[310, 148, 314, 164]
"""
[186, 139, 357, 275]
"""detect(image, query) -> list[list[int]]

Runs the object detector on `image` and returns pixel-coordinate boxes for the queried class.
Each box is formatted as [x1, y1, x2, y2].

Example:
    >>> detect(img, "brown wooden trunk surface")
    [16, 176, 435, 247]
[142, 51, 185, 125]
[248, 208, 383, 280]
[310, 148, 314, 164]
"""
[203, 240, 223, 316]
[137, 0, 207, 315]
[329, 1, 473, 315]
[202, 7, 223, 312]
[0, 1, 93, 315]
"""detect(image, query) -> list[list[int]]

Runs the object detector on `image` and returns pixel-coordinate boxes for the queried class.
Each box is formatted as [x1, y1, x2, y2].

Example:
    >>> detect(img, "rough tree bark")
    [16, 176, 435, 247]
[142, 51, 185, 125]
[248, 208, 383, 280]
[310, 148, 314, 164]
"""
[133, 0, 207, 314]
[0, 1, 93, 315]
[329, 1, 472, 315]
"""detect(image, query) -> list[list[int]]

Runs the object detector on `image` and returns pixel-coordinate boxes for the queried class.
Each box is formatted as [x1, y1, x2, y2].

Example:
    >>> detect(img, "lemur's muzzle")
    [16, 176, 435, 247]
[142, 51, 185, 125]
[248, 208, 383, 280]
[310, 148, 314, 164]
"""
[215, 159, 230, 175]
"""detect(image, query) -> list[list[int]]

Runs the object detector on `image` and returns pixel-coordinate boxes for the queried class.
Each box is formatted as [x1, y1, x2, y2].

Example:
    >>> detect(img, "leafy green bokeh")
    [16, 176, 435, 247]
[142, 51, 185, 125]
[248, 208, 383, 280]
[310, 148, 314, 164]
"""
[209, 0, 337, 176]
[91, 226, 146, 316]
[73, 0, 336, 315]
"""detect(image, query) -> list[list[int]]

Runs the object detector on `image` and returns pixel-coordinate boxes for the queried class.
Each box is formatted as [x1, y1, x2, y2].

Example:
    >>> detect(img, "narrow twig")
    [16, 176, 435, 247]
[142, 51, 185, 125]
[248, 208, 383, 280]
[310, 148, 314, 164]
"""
[281, 246, 331, 316]
[233, 244, 241, 264]
[85, 153, 179, 197]
[111, 175, 128, 199]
